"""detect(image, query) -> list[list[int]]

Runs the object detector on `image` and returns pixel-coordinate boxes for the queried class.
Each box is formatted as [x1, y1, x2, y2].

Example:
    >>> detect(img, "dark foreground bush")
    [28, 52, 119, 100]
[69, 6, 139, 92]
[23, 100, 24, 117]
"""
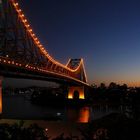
[1, 113, 140, 140]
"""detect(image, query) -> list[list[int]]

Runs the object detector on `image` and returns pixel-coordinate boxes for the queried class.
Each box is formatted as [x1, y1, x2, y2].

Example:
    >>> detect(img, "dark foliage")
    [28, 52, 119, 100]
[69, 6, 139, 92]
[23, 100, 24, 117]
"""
[0, 121, 49, 140]
[80, 113, 140, 140]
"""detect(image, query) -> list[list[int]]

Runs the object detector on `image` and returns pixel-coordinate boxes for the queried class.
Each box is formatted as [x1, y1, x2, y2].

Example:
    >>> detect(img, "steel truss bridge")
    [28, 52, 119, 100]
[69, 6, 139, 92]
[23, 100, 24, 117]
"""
[0, 0, 89, 113]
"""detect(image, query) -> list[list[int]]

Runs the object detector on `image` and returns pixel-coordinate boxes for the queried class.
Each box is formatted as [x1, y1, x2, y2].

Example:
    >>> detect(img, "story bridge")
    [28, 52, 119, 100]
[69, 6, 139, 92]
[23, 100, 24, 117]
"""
[0, 0, 89, 114]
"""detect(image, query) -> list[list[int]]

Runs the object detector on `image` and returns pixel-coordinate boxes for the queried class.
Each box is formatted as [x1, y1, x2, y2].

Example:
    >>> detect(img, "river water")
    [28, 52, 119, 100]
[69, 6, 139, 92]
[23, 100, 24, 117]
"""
[1, 95, 124, 123]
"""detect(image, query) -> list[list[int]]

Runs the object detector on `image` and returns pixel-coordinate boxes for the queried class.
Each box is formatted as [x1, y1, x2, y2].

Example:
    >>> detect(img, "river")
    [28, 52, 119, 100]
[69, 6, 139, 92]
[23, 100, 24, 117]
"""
[1, 94, 124, 123]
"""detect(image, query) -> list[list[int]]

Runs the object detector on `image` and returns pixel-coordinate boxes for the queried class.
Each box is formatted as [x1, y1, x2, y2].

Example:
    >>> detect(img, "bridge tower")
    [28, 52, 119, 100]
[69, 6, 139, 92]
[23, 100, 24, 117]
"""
[66, 59, 87, 99]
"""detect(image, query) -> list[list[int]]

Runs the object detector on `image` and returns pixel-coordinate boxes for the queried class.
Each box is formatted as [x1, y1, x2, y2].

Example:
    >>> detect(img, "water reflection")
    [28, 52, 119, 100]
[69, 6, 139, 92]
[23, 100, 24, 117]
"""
[67, 107, 90, 123]
[78, 107, 90, 123]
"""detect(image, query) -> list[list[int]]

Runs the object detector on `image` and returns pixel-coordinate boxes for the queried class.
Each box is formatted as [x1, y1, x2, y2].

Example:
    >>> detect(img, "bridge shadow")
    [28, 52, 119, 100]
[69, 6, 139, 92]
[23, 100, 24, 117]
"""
[30, 89, 66, 108]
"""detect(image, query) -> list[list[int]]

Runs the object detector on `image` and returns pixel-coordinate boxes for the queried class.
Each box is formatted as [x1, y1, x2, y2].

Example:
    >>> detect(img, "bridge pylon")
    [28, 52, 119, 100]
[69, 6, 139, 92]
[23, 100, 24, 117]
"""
[68, 86, 85, 99]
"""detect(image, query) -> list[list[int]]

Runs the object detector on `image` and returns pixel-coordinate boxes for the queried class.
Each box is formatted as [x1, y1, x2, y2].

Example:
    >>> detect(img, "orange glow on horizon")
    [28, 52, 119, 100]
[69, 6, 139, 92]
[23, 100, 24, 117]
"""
[125, 82, 140, 87]
[91, 80, 140, 88]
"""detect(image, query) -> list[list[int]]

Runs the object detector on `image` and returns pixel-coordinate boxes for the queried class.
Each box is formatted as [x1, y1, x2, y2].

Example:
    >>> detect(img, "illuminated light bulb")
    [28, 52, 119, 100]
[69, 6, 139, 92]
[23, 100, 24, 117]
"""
[26, 24, 30, 27]
[23, 19, 27, 23]
[28, 29, 32, 32]
[36, 41, 40, 44]
[14, 2, 18, 6]
[39, 44, 42, 47]
[17, 9, 22, 12]
[19, 14, 24, 18]
[32, 33, 35, 37]
[34, 37, 38, 41]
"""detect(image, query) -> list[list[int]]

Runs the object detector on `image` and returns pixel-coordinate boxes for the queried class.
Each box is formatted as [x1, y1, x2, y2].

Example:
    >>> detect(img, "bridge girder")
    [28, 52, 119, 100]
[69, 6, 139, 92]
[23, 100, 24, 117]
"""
[0, 0, 88, 86]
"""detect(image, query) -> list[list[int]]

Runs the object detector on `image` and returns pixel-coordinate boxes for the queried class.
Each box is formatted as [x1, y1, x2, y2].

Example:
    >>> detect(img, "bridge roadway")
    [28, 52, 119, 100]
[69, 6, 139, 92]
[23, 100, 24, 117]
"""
[0, 56, 89, 87]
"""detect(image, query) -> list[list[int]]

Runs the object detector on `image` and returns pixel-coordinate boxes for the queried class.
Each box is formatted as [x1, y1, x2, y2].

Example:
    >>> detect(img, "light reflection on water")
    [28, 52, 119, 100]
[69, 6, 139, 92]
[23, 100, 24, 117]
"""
[67, 107, 90, 123]
[78, 107, 90, 123]
[2, 95, 123, 123]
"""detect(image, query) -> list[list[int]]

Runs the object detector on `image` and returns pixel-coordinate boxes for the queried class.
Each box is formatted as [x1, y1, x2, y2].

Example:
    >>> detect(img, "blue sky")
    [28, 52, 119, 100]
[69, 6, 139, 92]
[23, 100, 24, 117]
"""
[18, 0, 140, 86]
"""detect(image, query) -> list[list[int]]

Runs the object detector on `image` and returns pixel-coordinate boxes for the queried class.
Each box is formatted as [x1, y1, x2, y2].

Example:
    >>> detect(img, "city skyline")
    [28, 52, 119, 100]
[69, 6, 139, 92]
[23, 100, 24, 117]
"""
[18, 0, 140, 86]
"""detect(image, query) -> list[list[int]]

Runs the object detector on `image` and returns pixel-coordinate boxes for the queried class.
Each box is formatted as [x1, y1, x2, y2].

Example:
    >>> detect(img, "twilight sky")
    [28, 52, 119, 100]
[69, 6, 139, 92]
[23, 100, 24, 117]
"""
[17, 0, 140, 86]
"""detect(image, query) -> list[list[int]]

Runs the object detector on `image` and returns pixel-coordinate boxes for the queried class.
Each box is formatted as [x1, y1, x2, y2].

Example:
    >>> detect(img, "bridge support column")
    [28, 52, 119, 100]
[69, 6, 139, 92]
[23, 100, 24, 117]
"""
[68, 86, 85, 99]
[0, 77, 3, 115]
